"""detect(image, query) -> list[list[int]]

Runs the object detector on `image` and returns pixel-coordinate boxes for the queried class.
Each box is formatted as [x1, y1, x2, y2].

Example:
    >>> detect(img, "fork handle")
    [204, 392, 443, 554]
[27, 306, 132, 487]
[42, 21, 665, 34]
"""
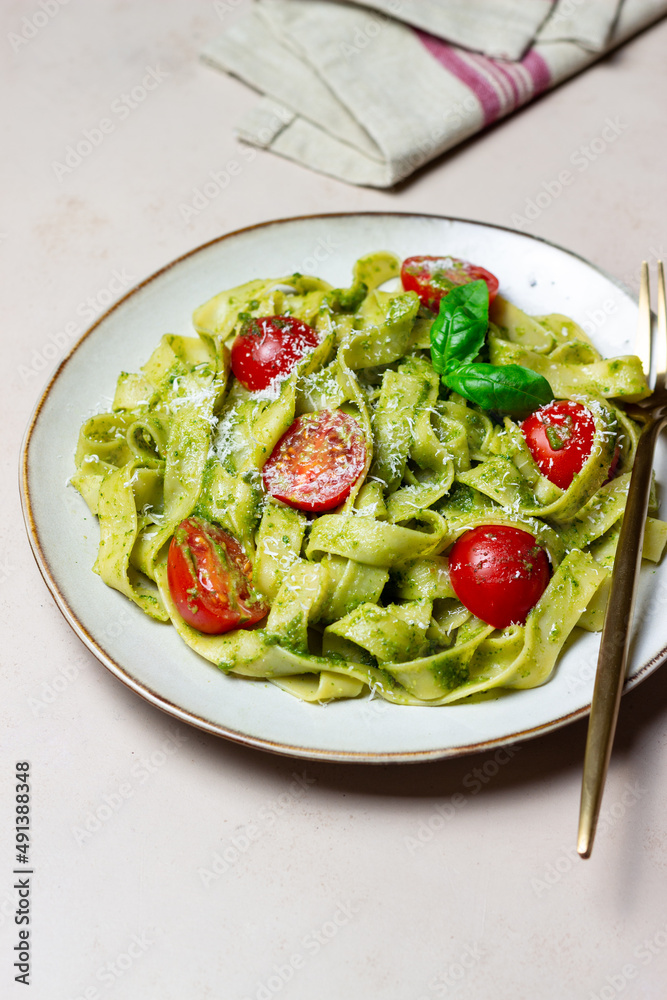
[578, 413, 667, 857]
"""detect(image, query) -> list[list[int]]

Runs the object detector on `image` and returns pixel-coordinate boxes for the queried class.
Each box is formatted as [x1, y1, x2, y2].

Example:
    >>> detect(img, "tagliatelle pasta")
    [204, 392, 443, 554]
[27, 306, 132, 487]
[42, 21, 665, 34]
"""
[71, 252, 667, 704]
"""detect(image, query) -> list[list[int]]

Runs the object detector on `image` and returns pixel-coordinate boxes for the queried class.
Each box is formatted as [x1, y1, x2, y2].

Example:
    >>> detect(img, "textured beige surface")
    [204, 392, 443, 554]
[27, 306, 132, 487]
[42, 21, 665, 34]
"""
[3, 2, 667, 998]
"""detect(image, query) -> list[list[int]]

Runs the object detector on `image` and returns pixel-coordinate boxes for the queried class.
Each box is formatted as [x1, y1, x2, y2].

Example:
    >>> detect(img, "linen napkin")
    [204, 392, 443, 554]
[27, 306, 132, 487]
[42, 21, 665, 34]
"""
[328, 0, 555, 61]
[537, 0, 623, 51]
[202, 0, 667, 188]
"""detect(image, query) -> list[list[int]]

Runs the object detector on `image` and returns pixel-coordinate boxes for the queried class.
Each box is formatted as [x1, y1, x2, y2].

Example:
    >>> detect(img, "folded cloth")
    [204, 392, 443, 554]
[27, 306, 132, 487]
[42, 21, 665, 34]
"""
[327, 0, 555, 60]
[202, 0, 667, 188]
[537, 0, 623, 50]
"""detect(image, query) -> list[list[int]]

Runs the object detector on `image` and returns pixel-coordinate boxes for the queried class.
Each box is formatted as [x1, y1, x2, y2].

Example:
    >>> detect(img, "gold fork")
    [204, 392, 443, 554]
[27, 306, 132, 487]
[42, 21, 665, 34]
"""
[578, 261, 667, 857]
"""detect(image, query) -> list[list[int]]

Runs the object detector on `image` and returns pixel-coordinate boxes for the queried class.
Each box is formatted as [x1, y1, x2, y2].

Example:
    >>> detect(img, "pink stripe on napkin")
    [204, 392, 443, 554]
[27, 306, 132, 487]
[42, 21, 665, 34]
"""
[415, 29, 551, 125]
[522, 50, 551, 94]
[416, 30, 501, 124]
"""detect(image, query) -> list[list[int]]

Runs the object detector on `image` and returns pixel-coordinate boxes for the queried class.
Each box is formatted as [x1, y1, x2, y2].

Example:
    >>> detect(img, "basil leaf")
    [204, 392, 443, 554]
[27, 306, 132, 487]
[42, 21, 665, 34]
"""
[443, 363, 554, 416]
[430, 280, 489, 375]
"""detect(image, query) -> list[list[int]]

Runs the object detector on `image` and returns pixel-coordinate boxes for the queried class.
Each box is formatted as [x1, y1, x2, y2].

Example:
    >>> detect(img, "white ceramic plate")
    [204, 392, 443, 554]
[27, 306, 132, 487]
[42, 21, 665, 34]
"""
[21, 213, 667, 762]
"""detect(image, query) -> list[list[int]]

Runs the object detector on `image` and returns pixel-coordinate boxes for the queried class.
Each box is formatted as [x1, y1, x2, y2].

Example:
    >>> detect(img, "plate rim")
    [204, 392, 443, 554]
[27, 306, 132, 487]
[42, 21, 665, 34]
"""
[19, 210, 667, 763]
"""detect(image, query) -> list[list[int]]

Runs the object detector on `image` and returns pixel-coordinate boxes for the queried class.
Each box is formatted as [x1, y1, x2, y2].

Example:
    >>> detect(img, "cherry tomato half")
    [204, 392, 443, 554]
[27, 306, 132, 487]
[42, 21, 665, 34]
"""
[521, 401, 596, 491]
[401, 255, 500, 312]
[230, 315, 319, 392]
[262, 409, 366, 512]
[449, 525, 550, 630]
[167, 517, 268, 634]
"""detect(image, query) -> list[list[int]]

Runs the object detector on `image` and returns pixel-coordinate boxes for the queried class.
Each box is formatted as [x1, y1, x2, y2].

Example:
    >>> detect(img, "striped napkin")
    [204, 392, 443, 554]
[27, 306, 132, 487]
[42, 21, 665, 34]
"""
[203, 0, 667, 188]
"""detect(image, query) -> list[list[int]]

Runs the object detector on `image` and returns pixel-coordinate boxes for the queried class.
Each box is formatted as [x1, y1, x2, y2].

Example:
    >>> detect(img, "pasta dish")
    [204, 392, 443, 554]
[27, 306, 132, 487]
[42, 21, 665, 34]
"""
[71, 251, 666, 705]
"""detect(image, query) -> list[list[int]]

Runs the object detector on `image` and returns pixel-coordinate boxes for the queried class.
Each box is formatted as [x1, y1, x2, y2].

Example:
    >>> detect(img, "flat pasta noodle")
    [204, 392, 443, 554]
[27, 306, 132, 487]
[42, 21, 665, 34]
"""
[70, 254, 667, 705]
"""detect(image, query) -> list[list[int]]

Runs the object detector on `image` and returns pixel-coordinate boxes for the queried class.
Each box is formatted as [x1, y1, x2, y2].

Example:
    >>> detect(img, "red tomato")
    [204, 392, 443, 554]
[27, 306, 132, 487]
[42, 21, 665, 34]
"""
[230, 315, 319, 392]
[521, 401, 596, 491]
[449, 526, 550, 630]
[262, 409, 366, 512]
[167, 517, 268, 634]
[401, 255, 499, 312]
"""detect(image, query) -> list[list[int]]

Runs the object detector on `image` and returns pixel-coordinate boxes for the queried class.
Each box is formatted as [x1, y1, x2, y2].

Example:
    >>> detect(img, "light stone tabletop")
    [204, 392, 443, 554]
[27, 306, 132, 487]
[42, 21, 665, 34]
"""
[2, 2, 667, 998]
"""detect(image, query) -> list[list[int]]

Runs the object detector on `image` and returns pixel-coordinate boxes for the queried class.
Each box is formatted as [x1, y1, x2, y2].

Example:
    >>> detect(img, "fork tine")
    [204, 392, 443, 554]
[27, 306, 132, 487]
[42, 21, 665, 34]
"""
[656, 261, 667, 389]
[637, 261, 652, 383]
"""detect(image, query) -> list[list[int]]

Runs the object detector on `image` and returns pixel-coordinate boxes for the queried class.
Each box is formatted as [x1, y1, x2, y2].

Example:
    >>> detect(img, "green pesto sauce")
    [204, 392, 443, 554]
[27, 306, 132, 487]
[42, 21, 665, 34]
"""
[432, 656, 469, 690]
